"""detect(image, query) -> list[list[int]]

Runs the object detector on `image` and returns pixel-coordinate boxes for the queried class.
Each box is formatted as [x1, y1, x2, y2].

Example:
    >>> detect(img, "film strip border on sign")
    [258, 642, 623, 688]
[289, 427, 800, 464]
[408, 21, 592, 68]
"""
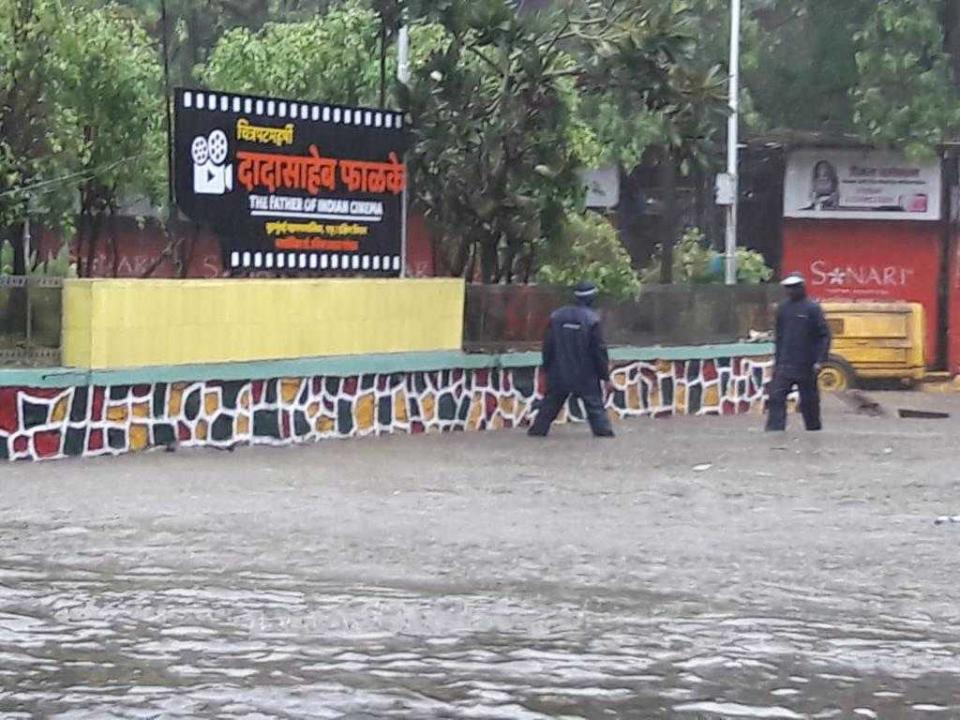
[230, 251, 402, 273]
[179, 90, 405, 131]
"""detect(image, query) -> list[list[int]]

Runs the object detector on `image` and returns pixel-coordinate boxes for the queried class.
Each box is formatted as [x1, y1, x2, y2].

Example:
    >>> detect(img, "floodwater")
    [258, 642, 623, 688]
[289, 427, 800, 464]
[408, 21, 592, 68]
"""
[2, 392, 960, 718]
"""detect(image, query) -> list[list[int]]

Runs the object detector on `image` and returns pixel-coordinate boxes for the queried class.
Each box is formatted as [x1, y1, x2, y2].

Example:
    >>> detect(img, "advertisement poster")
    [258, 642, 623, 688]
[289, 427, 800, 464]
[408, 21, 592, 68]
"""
[782, 223, 941, 364]
[784, 148, 941, 221]
[174, 88, 408, 275]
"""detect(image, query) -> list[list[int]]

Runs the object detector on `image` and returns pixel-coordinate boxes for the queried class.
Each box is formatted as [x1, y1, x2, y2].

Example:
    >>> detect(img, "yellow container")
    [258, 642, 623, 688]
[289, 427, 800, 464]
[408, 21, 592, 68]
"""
[820, 301, 926, 390]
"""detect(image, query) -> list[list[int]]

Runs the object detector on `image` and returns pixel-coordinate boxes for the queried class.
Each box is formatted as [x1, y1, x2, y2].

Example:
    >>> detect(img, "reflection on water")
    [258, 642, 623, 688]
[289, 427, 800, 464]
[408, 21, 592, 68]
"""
[1, 555, 958, 719]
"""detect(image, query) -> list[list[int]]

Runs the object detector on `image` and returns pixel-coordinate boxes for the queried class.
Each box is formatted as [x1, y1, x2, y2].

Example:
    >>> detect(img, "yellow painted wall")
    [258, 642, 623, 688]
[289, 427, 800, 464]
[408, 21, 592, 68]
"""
[63, 278, 465, 369]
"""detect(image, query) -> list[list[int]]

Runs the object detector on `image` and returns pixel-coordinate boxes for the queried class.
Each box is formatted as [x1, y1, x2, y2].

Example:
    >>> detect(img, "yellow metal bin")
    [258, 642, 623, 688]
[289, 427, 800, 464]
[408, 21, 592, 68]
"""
[817, 302, 926, 391]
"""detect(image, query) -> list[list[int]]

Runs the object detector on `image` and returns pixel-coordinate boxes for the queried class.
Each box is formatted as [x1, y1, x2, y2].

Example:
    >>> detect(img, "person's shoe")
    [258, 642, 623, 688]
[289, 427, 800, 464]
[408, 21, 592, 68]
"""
[594, 430, 616, 438]
[527, 428, 548, 438]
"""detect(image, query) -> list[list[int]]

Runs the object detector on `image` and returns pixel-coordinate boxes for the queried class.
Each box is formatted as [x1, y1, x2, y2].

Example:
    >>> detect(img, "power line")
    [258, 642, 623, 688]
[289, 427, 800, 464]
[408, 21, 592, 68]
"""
[0, 153, 149, 201]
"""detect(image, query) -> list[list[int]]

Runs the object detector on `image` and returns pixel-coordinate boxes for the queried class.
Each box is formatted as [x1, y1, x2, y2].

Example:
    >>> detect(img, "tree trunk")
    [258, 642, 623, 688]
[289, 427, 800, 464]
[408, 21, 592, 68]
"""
[615, 165, 648, 269]
[2, 222, 27, 336]
[945, 0, 960, 87]
[109, 210, 120, 278]
[449, 233, 470, 278]
[693, 165, 705, 236]
[10, 221, 26, 276]
[480, 237, 499, 284]
[74, 214, 85, 279]
[522, 243, 536, 284]
[81, 209, 104, 279]
[179, 222, 201, 278]
[464, 240, 478, 282]
[502, 246, 516, 284]
[658, 147, 678, 284]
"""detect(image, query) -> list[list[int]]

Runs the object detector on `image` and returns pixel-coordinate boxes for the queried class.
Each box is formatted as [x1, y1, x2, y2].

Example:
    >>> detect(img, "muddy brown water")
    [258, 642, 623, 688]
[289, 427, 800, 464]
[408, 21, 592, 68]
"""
[2, 392, 959, 718]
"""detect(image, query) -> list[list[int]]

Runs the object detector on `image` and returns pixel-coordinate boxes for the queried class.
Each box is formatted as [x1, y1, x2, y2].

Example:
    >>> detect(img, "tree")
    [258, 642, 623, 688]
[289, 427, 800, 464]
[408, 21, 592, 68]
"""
[853, 0, 960, 156]
[402, 0, 734, 283]
[115, 0, 345, 85]
[53, 3, 165, 277]
[537, 211, 641, 299]
[0, 0, 79, 276]
[688, 0, 959, 154]
[400, 2, 592, 283]
[747, 0, 870, 134]
[572, 2, 728, 282]
[203, 0, 387, 106]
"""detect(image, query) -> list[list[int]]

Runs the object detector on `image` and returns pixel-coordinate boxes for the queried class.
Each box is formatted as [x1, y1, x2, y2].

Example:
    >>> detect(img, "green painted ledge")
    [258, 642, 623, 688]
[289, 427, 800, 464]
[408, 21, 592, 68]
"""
[0, 343, 774, 389]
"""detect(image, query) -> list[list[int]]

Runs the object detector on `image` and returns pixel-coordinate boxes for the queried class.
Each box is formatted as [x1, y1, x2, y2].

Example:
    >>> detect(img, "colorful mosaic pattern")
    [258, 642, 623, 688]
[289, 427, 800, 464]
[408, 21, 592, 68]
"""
[0, 356, 772, 462]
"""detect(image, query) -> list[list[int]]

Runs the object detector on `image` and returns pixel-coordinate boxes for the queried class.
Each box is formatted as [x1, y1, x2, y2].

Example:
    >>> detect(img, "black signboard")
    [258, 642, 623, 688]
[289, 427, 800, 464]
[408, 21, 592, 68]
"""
[174, 88, 408, 275]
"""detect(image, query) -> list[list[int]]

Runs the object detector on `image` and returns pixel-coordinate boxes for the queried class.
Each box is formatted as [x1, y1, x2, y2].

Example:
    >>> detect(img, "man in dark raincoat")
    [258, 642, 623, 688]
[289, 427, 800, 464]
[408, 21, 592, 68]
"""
[528, 281, 615, 438]
[766, 273, 832, 432]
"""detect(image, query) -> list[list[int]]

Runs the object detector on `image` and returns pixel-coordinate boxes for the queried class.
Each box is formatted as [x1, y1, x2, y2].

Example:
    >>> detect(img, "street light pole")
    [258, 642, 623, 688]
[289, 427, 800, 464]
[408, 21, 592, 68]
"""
[397, 24, 410, 85]
[397, 13, 410, 278]
[724, 0, 741, 285]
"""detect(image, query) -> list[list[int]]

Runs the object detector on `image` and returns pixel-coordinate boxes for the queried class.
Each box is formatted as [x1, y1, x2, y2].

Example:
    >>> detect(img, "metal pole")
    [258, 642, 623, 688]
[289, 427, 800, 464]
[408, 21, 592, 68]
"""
[398, 16, 410, 278]
[397, 25, 410, 85]
[379, 12, 388, 108]
[23, 219, 32, 351]
[724, 0, 741, 285]
[160, 0, 175, 212]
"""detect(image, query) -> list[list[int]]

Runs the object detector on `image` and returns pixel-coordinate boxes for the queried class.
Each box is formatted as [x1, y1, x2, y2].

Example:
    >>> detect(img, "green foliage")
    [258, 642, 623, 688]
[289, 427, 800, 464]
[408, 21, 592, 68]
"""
[735, 244, 775, 285]
[203, 1, 384, 106]
[401, 0, 733, 283]
[203, 1, 446, 106]
[737, 0, 871, 135]
[54, 3, 166, 210]
[714, 0, 958, 151]
[1, 240, 76, 276]
[1, 0, 164, 276]
[403, 3, 582, 283]
[0, 0, 81, 244]
[642, 228, 772, 285]
[114, 0, 345, 84]
[853, 0, 960, 156]
[536, 212, 641, 300]
[575, 2, 729, 172]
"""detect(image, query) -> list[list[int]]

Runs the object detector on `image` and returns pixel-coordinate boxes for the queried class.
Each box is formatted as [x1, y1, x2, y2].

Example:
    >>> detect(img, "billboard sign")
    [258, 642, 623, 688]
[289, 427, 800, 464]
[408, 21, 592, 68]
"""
[784, 148, 941, 222]
[174, 88, 408, 275]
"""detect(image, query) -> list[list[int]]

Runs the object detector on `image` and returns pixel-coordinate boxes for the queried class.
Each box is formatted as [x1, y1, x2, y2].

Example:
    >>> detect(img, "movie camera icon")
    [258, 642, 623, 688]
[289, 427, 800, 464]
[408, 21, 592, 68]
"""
[192, 129, 233, 196]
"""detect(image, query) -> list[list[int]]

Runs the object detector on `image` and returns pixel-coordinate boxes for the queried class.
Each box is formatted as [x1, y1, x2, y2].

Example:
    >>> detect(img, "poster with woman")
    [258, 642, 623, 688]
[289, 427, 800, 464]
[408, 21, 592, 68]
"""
[783, 149, 941, 222]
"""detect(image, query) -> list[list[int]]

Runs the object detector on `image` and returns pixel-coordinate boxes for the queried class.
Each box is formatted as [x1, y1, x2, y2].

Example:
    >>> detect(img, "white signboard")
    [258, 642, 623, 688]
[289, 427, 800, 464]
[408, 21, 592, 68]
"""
[582, 166, 619, 208]
[784, 149, 941, 221]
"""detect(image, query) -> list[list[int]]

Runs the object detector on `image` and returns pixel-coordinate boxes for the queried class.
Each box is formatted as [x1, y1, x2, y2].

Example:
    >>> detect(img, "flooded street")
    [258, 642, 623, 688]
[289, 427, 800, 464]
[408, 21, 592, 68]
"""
[2, 392, 960, 719]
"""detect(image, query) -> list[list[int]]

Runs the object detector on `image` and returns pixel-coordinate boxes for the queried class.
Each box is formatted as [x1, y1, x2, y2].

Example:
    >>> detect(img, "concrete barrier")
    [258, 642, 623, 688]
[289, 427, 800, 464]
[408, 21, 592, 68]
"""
[0, 344, 774, 462]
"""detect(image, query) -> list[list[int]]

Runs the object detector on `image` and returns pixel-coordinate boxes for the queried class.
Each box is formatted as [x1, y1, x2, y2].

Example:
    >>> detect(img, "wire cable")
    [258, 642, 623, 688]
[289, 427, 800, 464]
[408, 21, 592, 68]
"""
[0, 153, 151, 200]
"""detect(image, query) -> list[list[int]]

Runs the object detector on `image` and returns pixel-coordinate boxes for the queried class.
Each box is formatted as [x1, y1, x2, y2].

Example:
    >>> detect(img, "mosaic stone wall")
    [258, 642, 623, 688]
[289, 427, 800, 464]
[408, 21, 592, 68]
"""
[0, 355, 772, 462]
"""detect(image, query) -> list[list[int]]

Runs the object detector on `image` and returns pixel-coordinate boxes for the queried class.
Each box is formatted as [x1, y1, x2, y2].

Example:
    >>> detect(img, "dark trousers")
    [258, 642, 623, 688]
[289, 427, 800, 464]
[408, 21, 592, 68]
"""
[528, 387, 614, 437]
[766, 370, 822, 432]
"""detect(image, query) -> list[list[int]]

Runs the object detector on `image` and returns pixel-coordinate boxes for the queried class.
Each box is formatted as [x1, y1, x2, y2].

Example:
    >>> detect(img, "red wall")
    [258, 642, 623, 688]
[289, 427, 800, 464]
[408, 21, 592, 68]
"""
[36, 212, 439, 280]
[405, 212, 435, 277]
[949, 230, 960, 375]
[38, 220, 224, 279]
[782, 219, 942, 368]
